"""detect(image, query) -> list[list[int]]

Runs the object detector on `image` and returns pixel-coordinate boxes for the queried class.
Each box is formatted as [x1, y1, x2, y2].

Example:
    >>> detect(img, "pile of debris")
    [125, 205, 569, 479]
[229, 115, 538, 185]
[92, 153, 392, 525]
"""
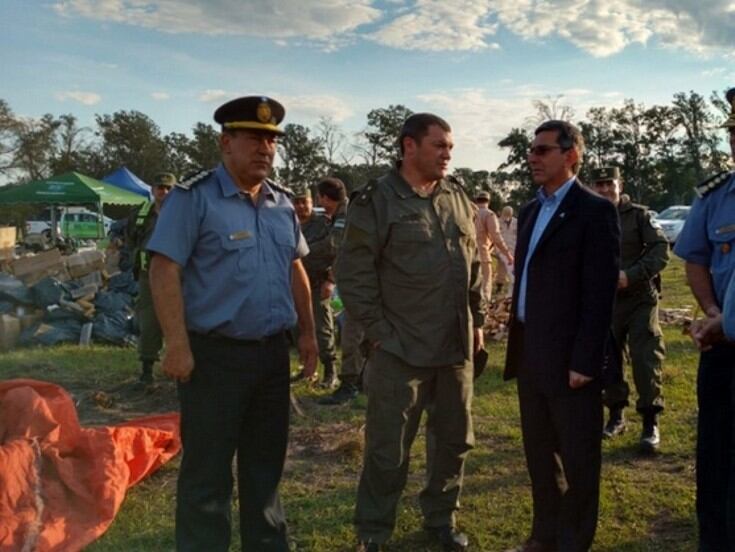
[0, 247, 138, 350]
[659, 307, 695, 331]
[483, 297, 512, 341]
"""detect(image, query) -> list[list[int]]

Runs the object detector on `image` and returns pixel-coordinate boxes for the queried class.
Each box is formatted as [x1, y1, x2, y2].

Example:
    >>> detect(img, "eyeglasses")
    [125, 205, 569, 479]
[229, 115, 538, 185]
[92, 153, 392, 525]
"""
[527, 145, 565, 157]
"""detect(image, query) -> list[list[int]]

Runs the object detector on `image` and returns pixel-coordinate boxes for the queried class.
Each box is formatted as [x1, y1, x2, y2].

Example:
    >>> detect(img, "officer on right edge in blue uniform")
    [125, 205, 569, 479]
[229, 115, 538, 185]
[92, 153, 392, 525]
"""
[674, 86, 735, 551]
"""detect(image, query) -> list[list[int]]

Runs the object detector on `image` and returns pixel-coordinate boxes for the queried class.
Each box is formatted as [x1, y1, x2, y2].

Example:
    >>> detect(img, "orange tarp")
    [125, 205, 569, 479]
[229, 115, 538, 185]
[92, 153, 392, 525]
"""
[0, 379, 180, 551]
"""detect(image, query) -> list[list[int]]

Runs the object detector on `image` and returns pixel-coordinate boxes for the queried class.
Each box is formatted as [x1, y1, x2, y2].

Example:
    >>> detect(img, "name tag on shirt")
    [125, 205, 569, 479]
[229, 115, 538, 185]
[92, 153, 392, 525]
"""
[229, 230, 252, 241]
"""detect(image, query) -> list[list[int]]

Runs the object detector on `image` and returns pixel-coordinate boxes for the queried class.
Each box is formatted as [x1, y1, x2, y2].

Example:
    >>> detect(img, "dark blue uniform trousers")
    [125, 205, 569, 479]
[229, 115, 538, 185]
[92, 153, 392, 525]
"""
[176, 332, 291, 552]
[697, 344, 735, 551]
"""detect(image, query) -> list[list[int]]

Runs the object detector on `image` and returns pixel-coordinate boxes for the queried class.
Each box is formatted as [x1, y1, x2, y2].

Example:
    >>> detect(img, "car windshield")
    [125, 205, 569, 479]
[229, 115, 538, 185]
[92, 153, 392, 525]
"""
[657, 207, 690, 221]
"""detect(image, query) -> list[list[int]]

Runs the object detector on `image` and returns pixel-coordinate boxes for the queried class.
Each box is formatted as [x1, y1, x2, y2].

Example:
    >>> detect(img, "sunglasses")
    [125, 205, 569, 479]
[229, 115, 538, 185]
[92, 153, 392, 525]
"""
[527, 145, 567, 156]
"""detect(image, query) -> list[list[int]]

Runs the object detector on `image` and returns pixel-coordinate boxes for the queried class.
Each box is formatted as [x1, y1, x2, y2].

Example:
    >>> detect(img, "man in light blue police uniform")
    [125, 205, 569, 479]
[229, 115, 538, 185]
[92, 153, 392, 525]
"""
[674, 86, 735, 551]
[147, 95, 318, 552]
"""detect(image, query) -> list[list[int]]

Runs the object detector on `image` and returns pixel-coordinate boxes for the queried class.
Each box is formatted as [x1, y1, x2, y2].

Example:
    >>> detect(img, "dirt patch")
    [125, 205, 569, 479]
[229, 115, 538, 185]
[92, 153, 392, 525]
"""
[288, 421, 364, 464]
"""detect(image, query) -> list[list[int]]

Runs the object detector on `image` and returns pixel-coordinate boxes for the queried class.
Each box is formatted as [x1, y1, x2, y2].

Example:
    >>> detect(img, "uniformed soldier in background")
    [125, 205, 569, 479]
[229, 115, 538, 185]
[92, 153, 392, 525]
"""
[337, 113, 483, 552]
[147, 95, 317, 552]
[591, 167, 669, 452]
[292, 186, 338, 388]
[126, 172, 174, 384]
[494, 205, 517, 297]
[309, 177, 366, 405]
[475, 190, 513, 306]
[675, 86, 735, 551]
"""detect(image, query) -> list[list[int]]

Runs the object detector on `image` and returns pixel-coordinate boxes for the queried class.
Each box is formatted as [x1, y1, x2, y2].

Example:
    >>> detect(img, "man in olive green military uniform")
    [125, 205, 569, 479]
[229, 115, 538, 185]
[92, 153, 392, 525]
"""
[127, 172, 175, 384]
[308, 177, 366, 405]
[591, 167, 669, 452]
[292, 186, 338, 388]
[336, 113, 483, 552]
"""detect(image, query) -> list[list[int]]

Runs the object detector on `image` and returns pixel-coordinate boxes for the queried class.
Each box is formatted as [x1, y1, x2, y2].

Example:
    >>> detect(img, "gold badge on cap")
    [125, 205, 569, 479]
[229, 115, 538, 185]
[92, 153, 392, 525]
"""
[722, 243, 731, 254]
[257, 101, 272, 124]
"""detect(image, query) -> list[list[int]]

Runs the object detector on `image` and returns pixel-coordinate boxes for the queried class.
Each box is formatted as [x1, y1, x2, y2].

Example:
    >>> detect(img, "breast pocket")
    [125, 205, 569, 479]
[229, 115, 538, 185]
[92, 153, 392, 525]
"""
[387, 221, 436, 275]
[221, 234, 257, 273]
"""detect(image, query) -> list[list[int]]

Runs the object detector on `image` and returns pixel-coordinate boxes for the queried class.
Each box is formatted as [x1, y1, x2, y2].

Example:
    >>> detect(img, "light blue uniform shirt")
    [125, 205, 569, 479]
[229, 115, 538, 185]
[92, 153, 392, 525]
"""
[146, 163, 308, 340]
[674, 172, 735, 305]
[517, 177, 575, 322]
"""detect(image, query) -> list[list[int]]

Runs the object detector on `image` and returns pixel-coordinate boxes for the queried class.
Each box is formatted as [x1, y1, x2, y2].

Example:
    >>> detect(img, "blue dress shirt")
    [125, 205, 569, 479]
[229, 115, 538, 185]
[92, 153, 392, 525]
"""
[517, 177, 576, 322]
[146, 163, 308, 340]
[674, 172, 735, 305]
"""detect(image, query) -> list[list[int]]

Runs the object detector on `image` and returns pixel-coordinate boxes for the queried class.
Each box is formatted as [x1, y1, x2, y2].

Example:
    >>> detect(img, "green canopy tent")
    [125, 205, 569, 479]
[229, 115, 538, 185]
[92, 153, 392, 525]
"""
[0, 171, 146, 241]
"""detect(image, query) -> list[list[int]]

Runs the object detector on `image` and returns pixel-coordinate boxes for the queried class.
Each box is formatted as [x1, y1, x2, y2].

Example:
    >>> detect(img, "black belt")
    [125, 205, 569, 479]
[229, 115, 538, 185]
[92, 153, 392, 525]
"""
[189, 330, 285, 347]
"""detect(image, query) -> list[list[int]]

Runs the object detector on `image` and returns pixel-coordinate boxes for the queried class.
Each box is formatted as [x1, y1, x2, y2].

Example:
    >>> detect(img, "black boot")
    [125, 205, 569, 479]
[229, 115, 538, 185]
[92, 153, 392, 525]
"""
[319, 381, 359, 405]
[640, 411, 660, 453]
[139, 361, 154, 385]
[320, 360, 339, 389]
[602, 407, 626, 439]
[426, 525, 469, 551]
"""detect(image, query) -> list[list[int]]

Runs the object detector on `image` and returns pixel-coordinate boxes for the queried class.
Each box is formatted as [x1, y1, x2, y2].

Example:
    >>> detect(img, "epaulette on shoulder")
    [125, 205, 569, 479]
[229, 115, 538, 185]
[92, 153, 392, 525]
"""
[176, 169, 213, 191]
[695, 170, 733, 198]
[267, 179, 294, 197]
[351, 179, 379, 205]
[446, 174, 473, 200]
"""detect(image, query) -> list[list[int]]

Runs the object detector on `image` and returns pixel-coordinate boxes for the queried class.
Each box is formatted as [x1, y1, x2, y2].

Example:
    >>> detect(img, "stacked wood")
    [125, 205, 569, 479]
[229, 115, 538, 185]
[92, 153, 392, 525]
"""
[483, 297, 512, 341]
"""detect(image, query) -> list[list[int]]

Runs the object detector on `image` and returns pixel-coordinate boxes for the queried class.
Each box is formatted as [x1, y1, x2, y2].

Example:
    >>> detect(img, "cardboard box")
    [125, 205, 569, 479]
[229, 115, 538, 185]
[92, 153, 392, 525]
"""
[10, 249, 67, 286]
[0, 314, 21, 350]
[0, 227, 16, 249]
[66, 250, 105, 279]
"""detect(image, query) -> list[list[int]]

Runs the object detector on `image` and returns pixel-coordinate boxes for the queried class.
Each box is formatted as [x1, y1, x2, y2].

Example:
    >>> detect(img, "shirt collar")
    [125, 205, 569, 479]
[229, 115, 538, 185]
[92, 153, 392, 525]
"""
[536, 176, 575, 204]
[390, 167, 450, 199]
[217, 163, 276, 202]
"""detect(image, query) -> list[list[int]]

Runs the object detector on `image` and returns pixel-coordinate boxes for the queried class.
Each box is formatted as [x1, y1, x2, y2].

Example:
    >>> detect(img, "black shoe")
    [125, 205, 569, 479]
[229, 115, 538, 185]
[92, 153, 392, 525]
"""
[356, 540, 381, 551]
[602, 408, 625, 439]
[426, 525, 469, 551]
[640, 414, 660, 453]
[137, 361, 154, 386]
[319, 382, 359, 405]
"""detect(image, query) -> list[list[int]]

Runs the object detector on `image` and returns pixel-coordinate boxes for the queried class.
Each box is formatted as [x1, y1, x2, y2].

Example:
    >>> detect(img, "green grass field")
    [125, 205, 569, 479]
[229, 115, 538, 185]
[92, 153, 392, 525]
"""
[0, 258, 703, 551]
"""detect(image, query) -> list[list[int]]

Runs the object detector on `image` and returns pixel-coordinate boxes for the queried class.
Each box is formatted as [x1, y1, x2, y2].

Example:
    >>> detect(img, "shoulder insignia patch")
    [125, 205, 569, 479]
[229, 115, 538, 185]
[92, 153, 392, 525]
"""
[695, 170, 733, 198]
[267, 179, 294, 197]
[333, 219, 346, 229]
[177, 169, 213, 191]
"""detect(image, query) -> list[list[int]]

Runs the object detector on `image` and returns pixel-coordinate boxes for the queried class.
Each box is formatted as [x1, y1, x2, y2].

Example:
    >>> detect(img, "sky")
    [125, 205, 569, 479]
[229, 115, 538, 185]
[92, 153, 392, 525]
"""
[1, 0, 734, 171]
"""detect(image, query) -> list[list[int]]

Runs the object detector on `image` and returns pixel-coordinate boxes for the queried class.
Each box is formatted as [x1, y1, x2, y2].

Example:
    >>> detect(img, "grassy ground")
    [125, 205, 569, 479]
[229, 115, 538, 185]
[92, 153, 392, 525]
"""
[0, 258, 702, 551]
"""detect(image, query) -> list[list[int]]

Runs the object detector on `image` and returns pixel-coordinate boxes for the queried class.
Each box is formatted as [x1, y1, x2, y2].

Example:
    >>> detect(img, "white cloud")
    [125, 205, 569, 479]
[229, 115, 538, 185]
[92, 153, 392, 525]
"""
[151, 91, 170, 100]
[280, 94, 354, 123]
[489, 0, 735, 57]
[198, 89, 230, 103]
[53, 0, 380, 42]
[54, 91, 101, 105]
[370, 0, 498, 51]
[51, 0, 734, 57]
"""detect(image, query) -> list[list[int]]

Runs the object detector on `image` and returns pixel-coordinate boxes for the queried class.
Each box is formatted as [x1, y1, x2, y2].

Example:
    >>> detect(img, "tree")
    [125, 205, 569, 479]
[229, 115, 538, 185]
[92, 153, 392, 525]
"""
[496, 128, 534, 205]
[95, 110, 168, 182]
[316, 116, 347, 167]
[277, 123, 326, 188]
[525, 95, 575, 129]
[49, 114, 93, 175]
[358, 105, 413, 166]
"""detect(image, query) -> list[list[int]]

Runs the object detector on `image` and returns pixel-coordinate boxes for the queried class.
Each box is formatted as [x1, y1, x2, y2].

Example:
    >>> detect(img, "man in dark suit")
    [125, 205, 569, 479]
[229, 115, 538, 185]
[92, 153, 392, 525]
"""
[504, 120, 620, 552]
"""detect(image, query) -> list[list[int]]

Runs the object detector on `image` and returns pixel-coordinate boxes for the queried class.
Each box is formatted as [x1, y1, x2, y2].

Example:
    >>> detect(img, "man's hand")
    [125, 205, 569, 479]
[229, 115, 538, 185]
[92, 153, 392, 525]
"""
[691, 313, 724, 351]
[569, 370, 593, 389]
[298, 333, 318, 379]
[320, 280, 335, 301]
[474, 327, 485, 354]
[162, 343, 195, 383]
[617, 270, 629, 289]
[505, 253, 515, 269]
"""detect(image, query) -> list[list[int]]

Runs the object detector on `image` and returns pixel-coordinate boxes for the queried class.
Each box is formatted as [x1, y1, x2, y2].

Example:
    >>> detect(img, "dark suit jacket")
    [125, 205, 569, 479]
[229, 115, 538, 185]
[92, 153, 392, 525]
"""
[504, 180, 620, 394]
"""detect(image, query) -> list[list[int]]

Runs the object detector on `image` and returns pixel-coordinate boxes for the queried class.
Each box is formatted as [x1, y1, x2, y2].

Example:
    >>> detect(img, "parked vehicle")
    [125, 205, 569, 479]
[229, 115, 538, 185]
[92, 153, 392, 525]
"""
[653, 205, 691, 244]
[24, 207, 113, 241]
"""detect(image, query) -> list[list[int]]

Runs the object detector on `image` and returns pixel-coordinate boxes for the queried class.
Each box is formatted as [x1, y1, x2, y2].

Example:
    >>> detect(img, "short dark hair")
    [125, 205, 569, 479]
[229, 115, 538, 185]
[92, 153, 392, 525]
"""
[534, 120, 585, 173]
[398, 113, 451, 156]
[317, 177, 346, 202]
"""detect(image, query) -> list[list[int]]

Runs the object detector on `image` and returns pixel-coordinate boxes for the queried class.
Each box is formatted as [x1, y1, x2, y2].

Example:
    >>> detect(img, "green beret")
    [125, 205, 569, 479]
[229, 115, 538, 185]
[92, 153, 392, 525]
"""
[591, 166, 621, 182]
[154, 173, 177, 187]
[214, 96, 285, 135]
